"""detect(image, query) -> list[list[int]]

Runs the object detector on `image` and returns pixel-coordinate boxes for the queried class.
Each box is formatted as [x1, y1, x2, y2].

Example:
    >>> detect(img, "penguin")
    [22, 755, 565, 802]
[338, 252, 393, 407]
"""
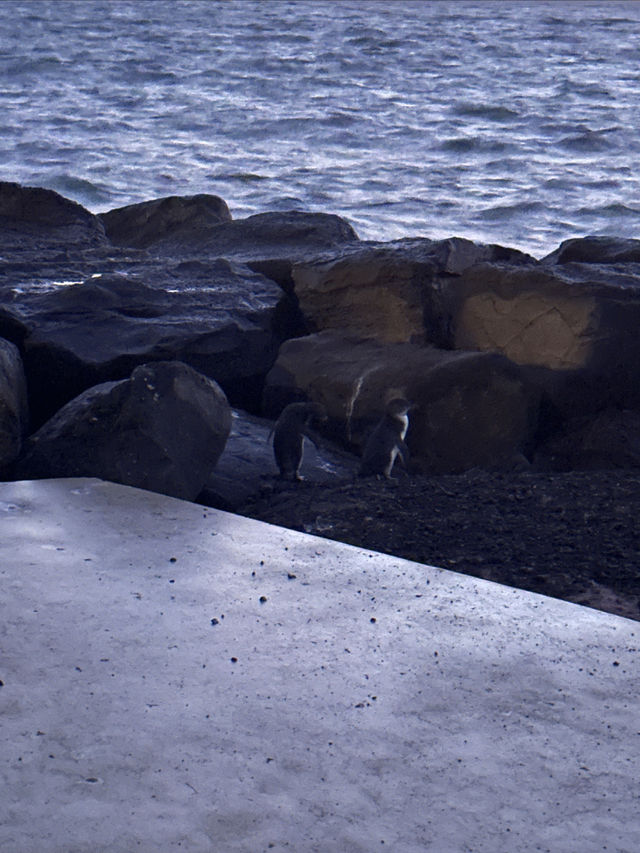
[359, 397, 412, 479]
[271, 401, 328, 481]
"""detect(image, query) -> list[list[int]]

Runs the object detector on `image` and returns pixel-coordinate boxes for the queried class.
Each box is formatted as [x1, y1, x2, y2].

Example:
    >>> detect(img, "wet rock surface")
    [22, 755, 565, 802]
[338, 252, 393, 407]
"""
[199, 408, 357, 511]
[239, 469, 640, 622]
[13, 263, 288, 428]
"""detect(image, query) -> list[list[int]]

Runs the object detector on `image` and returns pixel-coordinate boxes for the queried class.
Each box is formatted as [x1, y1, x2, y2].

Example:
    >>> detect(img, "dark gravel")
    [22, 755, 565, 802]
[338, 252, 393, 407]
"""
[238, 470, 640, 622]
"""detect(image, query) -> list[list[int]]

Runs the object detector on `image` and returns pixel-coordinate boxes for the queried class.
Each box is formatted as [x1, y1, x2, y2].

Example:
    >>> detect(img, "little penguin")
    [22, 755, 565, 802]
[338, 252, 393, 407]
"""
[271, 401, 328, 481]
[359, 397, 412, 479]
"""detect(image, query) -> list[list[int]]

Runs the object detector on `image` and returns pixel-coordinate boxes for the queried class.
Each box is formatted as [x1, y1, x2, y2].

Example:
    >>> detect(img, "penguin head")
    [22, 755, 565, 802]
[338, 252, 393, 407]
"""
[386, 397, 413, 416]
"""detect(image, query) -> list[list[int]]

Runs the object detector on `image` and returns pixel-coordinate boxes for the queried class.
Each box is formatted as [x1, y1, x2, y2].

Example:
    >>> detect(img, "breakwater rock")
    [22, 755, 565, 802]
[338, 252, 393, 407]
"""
[15, 361, 231, 501]
[2, 180, 640, 499]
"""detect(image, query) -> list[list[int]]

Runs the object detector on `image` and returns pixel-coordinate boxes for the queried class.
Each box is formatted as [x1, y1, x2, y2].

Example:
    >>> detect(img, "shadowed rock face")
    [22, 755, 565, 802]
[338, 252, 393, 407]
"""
[0, 187, 356, 429]
[0, 338, 28, 469]
[16, 361, 231, 501]
[148, 209, 361, 293]
[535, 408, 640, 472]
[265, 331, 539, 474]
[0, 181, 106, 235]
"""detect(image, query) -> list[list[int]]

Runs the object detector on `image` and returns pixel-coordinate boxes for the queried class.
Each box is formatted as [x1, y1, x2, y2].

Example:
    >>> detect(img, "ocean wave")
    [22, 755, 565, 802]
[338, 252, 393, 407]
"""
[478, 202, 546, 221]
[6, 55, 65, 75]
[451, 101, 520, 122]
[42, 175, 112, 205]
[557, 129, 618, 152]
[577, 203, 640, 219]
[440, 137, 515, 154]
[555, 78, 613, 99]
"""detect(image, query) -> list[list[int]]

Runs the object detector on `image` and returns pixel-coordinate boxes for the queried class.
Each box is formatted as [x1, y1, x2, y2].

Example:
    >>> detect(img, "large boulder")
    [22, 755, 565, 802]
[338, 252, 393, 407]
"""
[542, 236, 640, 265]
[16, 361, 231, 501]
[99, 194, 232, 249]
[442, 260, 640, 368]
[0, 181, 107, 249]
[437, 260, 640, 416]
[290, 237, 532, 344]
[0, 338, 28, 470]
[0, 182, 144, 302]
[10, 264, 294, 428]
[264, 331, 539, 474]
[149, 209, 360, 292]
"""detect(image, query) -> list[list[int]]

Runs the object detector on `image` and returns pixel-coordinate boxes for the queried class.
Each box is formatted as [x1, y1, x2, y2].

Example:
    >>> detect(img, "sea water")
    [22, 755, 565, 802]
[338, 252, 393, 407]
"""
[1, 0, 639, 257]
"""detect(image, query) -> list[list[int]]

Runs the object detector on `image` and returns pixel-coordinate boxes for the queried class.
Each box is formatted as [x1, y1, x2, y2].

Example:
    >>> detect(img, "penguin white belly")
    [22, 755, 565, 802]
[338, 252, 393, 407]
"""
[398, 413, 408, 440]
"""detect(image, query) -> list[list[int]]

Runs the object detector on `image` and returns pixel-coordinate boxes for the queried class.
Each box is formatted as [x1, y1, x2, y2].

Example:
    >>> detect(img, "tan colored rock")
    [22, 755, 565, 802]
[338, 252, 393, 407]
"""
[265, 331, 538, 474]
[455, 287, 597, 370]
[291, 238, 531, 345]
[445, 262, 640, 374]
[291, 245, 431, 344]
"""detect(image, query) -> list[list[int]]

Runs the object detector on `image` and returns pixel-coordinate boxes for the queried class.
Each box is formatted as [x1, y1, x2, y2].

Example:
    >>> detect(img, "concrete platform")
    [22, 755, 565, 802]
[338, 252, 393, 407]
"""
[1, 478, 638, 853]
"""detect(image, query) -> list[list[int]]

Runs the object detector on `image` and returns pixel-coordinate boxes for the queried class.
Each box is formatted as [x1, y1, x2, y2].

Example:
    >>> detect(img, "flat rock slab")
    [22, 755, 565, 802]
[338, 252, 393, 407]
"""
[1, 478, 638, 853]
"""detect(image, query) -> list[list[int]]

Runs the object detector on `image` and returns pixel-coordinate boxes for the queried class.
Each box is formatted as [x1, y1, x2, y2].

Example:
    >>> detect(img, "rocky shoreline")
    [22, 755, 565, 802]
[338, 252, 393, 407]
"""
[1, 181, 639, 621]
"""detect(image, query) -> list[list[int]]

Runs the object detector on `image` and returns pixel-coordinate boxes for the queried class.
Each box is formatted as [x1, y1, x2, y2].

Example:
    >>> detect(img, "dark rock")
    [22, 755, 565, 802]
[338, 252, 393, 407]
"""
[0, 181, 108, 256]
[198, 408, 358, 511]
[149, 209, 360, 292]
[0, 338, 28, 469]
[264, 331, 539, 474]
[99, 194, 232, 249]
[12, 264, 292, 428]
[0, 182, 147, 306]
[291, 236, 533, 345]
[16, 361, 231, 501]
[542, 236, 640, 265]
[535, 408, 640, 471]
